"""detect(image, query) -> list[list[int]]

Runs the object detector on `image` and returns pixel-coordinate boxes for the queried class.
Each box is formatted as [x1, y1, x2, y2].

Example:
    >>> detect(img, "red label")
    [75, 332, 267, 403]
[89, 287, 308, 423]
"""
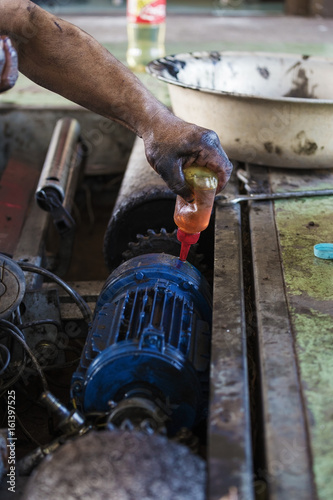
[127, 0, 166, 24]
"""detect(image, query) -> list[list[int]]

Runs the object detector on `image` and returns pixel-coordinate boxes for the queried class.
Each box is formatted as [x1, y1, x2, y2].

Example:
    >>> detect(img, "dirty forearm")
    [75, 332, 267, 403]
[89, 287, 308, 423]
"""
[0, 0, 168, 136]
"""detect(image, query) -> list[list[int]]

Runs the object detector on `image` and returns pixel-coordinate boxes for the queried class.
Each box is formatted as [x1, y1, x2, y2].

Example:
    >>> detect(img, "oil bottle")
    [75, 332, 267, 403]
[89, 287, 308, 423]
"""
[126, 0, 166, 72]
[174, 165, 218, 262]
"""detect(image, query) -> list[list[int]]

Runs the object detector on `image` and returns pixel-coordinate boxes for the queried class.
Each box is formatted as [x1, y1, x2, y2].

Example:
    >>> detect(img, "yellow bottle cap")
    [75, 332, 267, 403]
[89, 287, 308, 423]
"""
[184, 165, 218, 191]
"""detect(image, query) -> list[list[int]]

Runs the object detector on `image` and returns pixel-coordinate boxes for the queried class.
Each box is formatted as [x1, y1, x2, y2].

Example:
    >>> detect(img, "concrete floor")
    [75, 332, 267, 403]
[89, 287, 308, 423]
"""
[67, 13, 333, 47]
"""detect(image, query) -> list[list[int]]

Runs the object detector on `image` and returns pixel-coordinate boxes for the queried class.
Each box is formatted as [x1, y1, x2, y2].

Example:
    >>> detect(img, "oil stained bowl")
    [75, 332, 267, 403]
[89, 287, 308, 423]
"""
[147, 51, 333, 169]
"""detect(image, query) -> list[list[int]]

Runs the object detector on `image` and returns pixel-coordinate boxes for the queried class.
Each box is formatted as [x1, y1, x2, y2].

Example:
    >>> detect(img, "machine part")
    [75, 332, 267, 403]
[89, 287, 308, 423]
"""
[40, 391, 85, 435]
[122, 228, 205, 270]
[172, 426, 200, 455]
[216, 187, 333, 205]
[147, 51, 333, 169]
[0, 319, 49, 392]
[15, 290, 63, 367]
[33, 116, 85, 277]
[35, 189, 75, 235]
[44, 279, 103, 322]
[106, 396, 167, 434]
[104, 137, 176, 270]
[0, 254, 26, 320]
[17, 262, 92, 323]
[72, 253, 212, 434]
[17, 439, 63, 477]
[17, 429, 91, 478]
[35, 117, 84, 234]
[35, 117, 81, 209]
[22, 430, 206, 500]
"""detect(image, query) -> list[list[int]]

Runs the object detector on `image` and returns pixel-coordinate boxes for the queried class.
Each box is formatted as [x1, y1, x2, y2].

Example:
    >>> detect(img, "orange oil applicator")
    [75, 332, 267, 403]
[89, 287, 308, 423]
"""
[173, 165, 218, 262]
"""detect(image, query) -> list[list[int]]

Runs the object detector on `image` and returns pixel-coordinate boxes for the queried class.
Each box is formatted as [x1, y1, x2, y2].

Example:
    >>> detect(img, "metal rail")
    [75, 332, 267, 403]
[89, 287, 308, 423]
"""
[208, 173, 254, 500]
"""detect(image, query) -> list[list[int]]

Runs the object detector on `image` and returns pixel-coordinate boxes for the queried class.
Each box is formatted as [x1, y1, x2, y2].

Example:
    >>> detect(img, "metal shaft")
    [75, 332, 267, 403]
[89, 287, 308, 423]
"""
[216, 188, 333, 205]
[35, 117, 82, 210]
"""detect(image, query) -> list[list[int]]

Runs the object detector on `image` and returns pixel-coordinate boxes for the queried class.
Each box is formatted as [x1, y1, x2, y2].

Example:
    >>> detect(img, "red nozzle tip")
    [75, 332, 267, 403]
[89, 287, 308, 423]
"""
[177, 229, 200, 261]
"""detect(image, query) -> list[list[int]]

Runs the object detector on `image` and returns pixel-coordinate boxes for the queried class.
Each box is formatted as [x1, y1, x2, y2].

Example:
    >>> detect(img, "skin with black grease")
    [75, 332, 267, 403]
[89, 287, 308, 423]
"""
[0, 36, 18, 91]
[0, 0, 233, 201]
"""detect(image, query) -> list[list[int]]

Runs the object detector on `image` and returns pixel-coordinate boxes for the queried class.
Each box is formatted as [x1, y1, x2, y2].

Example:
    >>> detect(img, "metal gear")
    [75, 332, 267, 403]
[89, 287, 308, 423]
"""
[122, 228, 205, 270]
[0, 254, 26, 320]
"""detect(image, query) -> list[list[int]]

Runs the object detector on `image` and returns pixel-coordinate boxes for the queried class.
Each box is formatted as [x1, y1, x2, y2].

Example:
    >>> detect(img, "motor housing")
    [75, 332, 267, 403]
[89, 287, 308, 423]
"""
[71, 253, 212, 433]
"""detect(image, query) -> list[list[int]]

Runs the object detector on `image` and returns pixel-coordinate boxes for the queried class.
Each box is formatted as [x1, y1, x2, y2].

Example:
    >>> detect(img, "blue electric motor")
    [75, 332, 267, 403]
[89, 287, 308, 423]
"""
[71, 253, 212, 433]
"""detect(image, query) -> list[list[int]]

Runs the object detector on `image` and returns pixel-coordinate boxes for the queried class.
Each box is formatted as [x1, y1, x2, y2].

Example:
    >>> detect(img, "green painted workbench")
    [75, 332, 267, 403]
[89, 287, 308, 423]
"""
[245, 165, 333, 500]
[273, 171, 333, 500]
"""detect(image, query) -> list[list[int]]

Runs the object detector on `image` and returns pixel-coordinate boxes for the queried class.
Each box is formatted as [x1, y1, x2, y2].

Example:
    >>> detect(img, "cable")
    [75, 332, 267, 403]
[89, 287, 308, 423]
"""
[0, 344, 10, 375]
[0, 359, 27, 396]
[43, 358, 81, 370]
[0, 327, 27, 394]
[20, 319, 62, 331]
[0, 320, 27, 392]
[17, 262, 93, 323]
[0, 325, 25, 341]
[0, 320, 48, 392]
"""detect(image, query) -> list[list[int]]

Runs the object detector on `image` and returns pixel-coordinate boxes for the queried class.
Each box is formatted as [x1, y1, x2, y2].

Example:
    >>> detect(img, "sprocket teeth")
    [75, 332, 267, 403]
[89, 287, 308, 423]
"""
[122, 228, 206, 273]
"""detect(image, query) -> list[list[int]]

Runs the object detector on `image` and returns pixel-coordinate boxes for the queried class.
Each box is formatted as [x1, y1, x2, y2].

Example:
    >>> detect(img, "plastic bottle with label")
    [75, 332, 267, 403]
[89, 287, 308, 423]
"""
[126, 0, 166, 72]
[173, 165, 218, 262]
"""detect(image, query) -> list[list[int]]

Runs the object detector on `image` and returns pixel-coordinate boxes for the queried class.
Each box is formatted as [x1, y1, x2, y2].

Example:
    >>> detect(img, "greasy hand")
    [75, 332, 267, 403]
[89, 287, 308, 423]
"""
[144, 114, 233, 202]
[0, 37, 18, 93]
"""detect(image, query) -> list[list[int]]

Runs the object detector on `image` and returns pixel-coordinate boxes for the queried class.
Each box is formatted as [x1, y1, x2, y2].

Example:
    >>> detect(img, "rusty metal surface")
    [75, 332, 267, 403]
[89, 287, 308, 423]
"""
[12, 202, 49, 289]
[248, 164, 315, 499]
[0, 159, 40, 257]
[269, 167, 333, 500]
[208, 172, 253, 500]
